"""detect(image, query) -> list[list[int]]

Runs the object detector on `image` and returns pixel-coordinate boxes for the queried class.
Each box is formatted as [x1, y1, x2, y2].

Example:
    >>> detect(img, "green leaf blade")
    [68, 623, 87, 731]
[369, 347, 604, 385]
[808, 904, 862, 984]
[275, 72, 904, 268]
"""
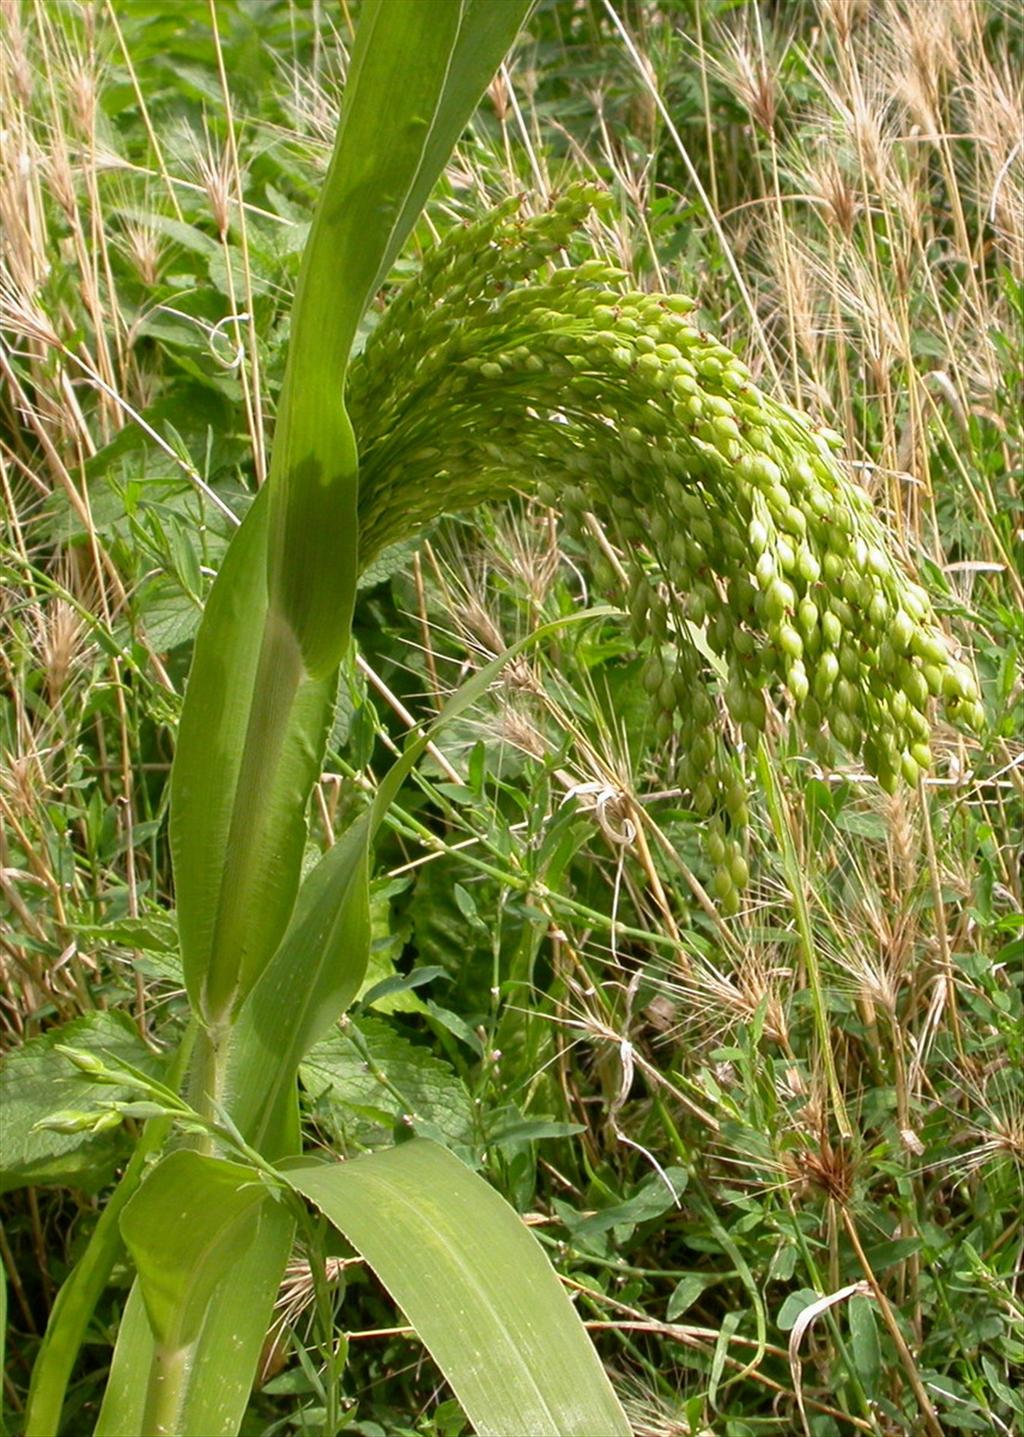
[101, 1151, 293, 1437]
[290, 1140, 630, 1437]
[223, 614, 605, 1154]
[266, 0, 534, 678]
[170, 491, 335, 1019]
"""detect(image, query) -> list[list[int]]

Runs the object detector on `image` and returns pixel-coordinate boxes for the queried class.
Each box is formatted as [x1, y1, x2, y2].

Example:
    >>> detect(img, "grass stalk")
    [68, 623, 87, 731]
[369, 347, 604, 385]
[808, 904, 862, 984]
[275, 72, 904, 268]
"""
[759, 747, 851, 1139]
[841, 1206, 943, 1437]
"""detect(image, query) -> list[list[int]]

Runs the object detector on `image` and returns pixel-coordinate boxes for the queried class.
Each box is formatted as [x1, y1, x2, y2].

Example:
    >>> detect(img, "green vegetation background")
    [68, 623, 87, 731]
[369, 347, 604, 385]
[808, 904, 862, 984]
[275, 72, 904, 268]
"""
[1, 1, 1021, 1434]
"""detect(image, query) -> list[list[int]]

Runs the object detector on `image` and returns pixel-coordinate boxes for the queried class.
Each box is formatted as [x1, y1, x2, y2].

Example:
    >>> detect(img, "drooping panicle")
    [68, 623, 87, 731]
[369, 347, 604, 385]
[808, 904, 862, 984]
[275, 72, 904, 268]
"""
[348, 185, 981, 908]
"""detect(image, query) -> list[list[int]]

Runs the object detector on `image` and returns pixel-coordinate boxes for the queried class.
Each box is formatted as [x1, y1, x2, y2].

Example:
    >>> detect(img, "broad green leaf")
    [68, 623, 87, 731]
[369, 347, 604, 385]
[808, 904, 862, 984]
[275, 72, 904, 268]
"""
[222, 806, 373, 1158]
[223, 613, 607, 1155]
[94, 1205, 292, 1437]
[848, 1293, 881, 1395]
[0, 1011, 160, 1194]
[92, 1283, 153, 1437]
[290, 1140, 630, 1437]
[172, 0, 534, 1015]
[99, 1151, 293, 1437]
[267, 0, 534, 678]
[120, 1152, 272, 1349]
[170, 489, 335, 1020]
[301, 1015, 475, 1152]
[175, 1196, 292, 1437]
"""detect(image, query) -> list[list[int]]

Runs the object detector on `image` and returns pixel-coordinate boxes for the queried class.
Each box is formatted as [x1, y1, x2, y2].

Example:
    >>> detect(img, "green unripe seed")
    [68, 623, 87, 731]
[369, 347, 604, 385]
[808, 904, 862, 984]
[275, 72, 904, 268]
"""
[821, 611, 842, 648]
[891, 609, 915, 653]
[815, 650, 840, 696]
[720, 886, 741, 916]
[836, 677, 860, 714]
[797, 547, 821, 583]
[643, 655, 663, 694]
[908, 709, 930, 741]
[724, 778, 746, 816]
[766, 578, 796, 621]
[823, 551, 843, 583]
[693, 780, 715, 815]
[869, 592, 889, 627]
[900, 752, 920, 785]
[839, 645, 859, 682]
[729, 852, 750, 889]
[798, 598, 819, 638]
[942, 665, 968, 700]
[779, 624, 803, 660]
[913, 630, 949, 666]
[755, 550, 777, 586]
[787, 660, 809, 703]
[878, 766, 899, 795]
[713, 865, 734, 900]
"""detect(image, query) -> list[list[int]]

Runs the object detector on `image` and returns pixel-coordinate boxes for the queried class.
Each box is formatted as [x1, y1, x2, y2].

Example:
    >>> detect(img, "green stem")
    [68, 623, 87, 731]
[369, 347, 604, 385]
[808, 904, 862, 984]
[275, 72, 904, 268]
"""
[186, 1020, 232, 1152]
[141, 1342, 191, 1437]
[758, 746, 852, 1138]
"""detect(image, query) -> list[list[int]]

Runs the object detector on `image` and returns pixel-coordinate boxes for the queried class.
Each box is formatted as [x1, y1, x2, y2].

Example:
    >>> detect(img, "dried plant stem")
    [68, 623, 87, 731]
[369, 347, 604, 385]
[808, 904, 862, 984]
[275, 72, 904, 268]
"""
[841, 1206, 943, 1437]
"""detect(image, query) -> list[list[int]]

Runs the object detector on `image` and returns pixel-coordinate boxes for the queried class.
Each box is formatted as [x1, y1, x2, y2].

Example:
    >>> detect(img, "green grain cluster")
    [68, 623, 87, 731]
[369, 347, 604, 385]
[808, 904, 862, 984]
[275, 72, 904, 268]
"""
[349, 186, 981, 910]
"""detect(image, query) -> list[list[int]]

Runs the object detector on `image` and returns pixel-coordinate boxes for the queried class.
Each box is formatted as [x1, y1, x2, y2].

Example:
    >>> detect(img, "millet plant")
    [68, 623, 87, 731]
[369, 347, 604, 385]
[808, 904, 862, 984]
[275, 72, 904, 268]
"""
[11, 3, 981, 1435]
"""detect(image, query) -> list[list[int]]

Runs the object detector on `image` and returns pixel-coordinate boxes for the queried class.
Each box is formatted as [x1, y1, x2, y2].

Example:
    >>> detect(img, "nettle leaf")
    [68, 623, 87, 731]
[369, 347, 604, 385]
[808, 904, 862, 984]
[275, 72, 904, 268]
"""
[0, 1012, 162, 1194]
[560, 1167, 688, 1247]
[301, 1015, 475, 1154]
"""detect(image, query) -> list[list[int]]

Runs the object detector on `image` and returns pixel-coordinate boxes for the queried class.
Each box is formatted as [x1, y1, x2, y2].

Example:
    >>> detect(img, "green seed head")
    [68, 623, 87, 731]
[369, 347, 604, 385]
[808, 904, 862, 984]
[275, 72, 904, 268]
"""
[348, 184, 978, 809]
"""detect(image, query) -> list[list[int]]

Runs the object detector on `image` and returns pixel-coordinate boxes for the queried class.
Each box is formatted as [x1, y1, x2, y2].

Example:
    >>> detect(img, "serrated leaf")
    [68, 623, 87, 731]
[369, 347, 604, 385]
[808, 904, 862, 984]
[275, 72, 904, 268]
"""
[301, 1016, 475, 1151]
[0, 1012, 161, 1194]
